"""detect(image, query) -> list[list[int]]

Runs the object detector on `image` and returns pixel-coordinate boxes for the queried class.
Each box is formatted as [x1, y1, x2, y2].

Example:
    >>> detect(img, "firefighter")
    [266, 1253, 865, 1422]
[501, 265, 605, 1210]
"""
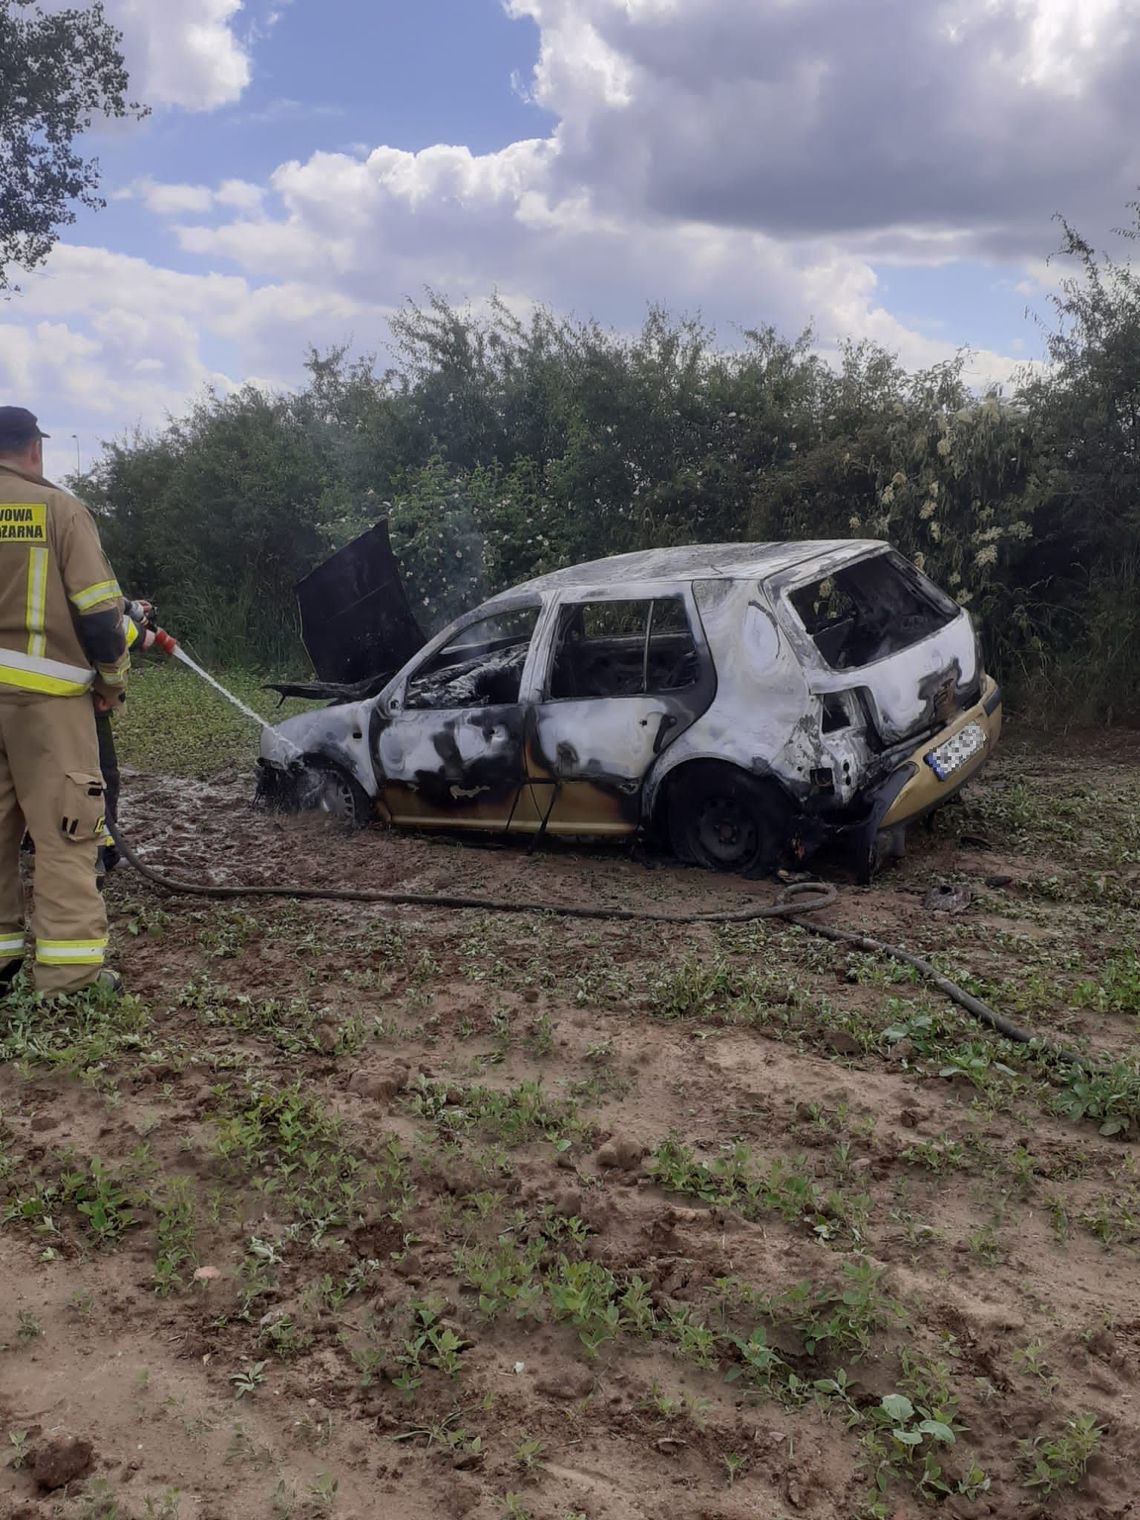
[0, 407, 129, 998]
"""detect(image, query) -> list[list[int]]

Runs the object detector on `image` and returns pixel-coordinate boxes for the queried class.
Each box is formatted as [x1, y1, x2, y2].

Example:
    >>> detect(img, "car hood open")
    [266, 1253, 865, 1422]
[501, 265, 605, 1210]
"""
[268, 520, 425, 700]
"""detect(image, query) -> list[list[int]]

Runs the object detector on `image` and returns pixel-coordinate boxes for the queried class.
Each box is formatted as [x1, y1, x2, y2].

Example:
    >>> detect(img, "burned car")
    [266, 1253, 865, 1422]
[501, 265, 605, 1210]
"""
[258, 538, 1002, 878]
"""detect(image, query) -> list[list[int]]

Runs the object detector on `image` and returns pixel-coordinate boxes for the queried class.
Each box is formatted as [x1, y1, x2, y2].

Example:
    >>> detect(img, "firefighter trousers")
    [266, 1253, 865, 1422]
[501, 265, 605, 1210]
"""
[0, 695, 110, 994]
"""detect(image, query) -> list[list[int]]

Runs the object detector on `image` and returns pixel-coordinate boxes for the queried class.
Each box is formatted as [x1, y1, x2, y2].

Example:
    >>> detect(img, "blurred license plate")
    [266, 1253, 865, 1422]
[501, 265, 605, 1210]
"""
[925, 722, 986, 781]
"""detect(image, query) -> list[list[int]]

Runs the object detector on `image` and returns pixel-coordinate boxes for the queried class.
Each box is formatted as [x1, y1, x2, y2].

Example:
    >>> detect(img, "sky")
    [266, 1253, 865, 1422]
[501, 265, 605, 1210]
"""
[3, 0, 1139, 478]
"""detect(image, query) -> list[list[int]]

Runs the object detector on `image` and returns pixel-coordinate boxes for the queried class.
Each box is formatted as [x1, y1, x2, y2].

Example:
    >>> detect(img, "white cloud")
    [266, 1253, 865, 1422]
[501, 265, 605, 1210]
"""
[107, 0, 250, 111]
[134, 180, 216, 216]
[216, 179, 265, 212]
[0, 245, 385, 470]
[166, 133, 1024, 390]
[125, 177, 265, 217]
[507, 0, 1140, 260]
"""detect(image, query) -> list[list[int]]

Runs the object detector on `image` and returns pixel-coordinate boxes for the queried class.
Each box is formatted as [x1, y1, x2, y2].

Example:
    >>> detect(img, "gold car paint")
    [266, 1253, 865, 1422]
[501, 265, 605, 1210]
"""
[880, 676, 1003, 830]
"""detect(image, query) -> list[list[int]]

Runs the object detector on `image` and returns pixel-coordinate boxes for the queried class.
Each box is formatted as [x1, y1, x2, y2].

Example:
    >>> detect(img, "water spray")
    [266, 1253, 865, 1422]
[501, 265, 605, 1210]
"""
[168, 644, 301, 765]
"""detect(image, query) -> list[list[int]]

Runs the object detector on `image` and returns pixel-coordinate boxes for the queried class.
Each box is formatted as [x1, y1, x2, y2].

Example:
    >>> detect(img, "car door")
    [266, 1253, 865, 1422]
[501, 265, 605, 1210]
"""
[375, 602, 544, 831]
[523, 586, 716, 834]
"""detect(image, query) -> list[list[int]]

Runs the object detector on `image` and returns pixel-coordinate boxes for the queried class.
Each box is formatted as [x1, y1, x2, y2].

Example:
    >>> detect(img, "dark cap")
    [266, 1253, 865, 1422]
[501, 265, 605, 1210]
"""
[0, 407, 50, 448]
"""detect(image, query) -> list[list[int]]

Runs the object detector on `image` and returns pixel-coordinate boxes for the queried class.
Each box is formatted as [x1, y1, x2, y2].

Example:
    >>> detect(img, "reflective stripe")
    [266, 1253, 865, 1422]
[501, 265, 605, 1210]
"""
[70, 579, 121, 613]
[0, 647, 94, 697]
[26, 547, 48, 658]
[124, 616, 140, 649]
[35, 938, 107, 966]
[0, 934, 25, 956]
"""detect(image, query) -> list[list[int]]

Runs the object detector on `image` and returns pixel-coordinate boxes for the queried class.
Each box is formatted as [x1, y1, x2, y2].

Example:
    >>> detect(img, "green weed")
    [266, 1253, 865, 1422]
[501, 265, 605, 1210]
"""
[230, 1359, 268, 1399]
[213, 1082, 393, 1233]
[408, 1077, 584, 1148]
[198, 907, 259, 959]
[1056, 1061, 1140, 1136]
[5, 1156, 142, 1247]
[153, 1177, 197, 1294]
[1073, 951, 1140, 1015]
[1019, 1413, 1103, 1494]
[0, 983, 153, 1077]
[647, 1137, 854, 1241]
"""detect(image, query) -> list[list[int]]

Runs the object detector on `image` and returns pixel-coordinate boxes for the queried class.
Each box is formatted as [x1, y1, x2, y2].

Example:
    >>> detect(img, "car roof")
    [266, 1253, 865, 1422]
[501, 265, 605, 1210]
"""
[513, 539, 886, 592]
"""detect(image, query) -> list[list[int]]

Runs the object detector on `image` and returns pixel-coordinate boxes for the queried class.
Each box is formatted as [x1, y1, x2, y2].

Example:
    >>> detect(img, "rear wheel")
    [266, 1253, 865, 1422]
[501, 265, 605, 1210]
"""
[667, 765, 788, 877]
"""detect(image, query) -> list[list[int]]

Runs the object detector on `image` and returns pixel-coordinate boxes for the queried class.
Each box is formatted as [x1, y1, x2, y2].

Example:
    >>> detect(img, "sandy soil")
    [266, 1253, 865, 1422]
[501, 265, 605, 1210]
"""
[1, 731, 1138, 1520]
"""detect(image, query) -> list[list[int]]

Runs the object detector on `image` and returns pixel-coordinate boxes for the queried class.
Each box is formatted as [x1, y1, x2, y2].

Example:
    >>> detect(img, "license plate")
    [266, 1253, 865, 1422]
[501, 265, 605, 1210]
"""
[925, 721, 986, 781]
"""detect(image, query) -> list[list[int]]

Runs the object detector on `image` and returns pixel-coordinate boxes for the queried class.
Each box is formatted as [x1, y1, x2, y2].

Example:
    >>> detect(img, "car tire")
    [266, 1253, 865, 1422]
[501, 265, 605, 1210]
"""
[310, 764, 373, 830]
[667, 765, 788, 877]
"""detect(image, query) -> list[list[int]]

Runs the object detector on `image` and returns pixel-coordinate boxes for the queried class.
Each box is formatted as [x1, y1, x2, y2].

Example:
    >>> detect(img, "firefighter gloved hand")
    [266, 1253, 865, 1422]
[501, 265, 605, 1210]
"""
[126, 598, 156, 629]
[93, 685, 126, 713]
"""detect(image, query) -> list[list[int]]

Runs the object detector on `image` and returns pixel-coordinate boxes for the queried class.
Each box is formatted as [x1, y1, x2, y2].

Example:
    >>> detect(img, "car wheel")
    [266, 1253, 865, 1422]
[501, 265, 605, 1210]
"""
[311, 765, 372, 829]
[668, 766, 787, 876]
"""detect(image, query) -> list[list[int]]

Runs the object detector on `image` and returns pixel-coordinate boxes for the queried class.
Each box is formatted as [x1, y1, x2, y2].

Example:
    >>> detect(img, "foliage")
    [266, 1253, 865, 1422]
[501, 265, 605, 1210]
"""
[0, 0, 147, 290]
[1055, 1061, 1140, 1137]
[1019, 1413, 1103, 1494]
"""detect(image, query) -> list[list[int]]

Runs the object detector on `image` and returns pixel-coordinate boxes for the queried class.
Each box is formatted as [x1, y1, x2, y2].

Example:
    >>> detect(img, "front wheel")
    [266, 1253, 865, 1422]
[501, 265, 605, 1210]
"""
[310, 764, 373, 830]
[667, 766, 788, 876]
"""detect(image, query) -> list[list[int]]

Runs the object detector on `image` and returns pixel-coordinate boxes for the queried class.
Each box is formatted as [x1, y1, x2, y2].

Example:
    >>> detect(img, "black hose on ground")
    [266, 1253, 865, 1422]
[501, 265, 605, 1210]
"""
[105, 817, 1083, 1066]
[106, 817, 836, 923]
[799, 919, 1084, 1064]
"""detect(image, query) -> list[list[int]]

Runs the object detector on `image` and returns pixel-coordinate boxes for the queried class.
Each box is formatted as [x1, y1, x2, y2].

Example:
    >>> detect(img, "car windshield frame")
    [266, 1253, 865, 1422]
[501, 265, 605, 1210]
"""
[383, 594, 545, 710]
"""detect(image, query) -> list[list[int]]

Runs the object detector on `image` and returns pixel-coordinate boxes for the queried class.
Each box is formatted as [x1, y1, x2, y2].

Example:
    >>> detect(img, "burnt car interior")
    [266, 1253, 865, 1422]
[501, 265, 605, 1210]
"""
[548, 597, 701, 699]
[791, 554, 958, 671]
[404, 608, 540, 710]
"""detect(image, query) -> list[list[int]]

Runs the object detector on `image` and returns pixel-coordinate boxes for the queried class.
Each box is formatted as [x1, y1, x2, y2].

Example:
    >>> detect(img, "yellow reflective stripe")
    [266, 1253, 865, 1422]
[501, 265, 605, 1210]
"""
[0, 648, 94, 697]
[35, 939, 107, 965]
[0, 934, 25, 956]
[0, 674, 89, 696]
[26, 547, 48, 658]
[124, 616, 140, 649]
[70, 579, 121, 613]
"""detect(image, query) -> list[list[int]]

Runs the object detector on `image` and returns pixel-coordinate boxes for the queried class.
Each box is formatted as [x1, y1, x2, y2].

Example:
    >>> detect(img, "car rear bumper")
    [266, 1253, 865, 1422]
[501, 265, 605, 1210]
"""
[879, 676, 1002, 830]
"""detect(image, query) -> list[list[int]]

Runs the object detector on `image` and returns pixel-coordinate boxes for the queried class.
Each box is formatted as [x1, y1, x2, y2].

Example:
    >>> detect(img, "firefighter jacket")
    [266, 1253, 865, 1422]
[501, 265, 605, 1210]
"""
[0, 462, 129, 703]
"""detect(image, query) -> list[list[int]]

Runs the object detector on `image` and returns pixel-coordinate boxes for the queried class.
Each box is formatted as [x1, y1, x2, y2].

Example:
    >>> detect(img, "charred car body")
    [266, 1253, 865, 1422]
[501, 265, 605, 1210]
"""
[259, 536, 1002, 879]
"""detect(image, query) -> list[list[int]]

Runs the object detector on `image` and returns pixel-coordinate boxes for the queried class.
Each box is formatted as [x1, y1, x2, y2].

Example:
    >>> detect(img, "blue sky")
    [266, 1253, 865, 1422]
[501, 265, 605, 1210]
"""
[73, 1, 548, 252]
[4, 0, 1136, 476]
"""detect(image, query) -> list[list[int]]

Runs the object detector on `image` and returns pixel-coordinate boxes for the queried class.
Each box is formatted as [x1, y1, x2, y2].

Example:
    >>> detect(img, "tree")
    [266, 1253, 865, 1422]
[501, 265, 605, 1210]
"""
[1015, 210, 1140, 716]
[0, 0, 147, 291]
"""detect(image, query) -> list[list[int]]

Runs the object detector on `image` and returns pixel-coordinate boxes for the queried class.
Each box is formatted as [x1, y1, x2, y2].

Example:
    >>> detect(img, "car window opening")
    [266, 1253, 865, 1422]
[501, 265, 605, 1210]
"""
[821, 693, 851, 732]
[404, 607, 540, 710]
[790, 554, 958, 671]
[549, 596, 700, 700]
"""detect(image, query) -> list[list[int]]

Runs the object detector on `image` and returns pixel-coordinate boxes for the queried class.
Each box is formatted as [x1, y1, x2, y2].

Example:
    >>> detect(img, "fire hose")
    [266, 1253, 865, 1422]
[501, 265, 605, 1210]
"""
[104, 816, 1084, 1067]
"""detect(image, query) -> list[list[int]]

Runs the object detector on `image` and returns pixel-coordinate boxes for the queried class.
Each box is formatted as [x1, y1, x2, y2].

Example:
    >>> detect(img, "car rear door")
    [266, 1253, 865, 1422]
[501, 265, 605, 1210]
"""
[522, 585, 716, 834]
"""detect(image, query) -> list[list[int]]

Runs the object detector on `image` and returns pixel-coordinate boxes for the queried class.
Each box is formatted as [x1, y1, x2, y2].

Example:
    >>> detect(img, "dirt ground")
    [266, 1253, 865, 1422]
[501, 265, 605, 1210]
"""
[2, 730, 1139, 1520]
